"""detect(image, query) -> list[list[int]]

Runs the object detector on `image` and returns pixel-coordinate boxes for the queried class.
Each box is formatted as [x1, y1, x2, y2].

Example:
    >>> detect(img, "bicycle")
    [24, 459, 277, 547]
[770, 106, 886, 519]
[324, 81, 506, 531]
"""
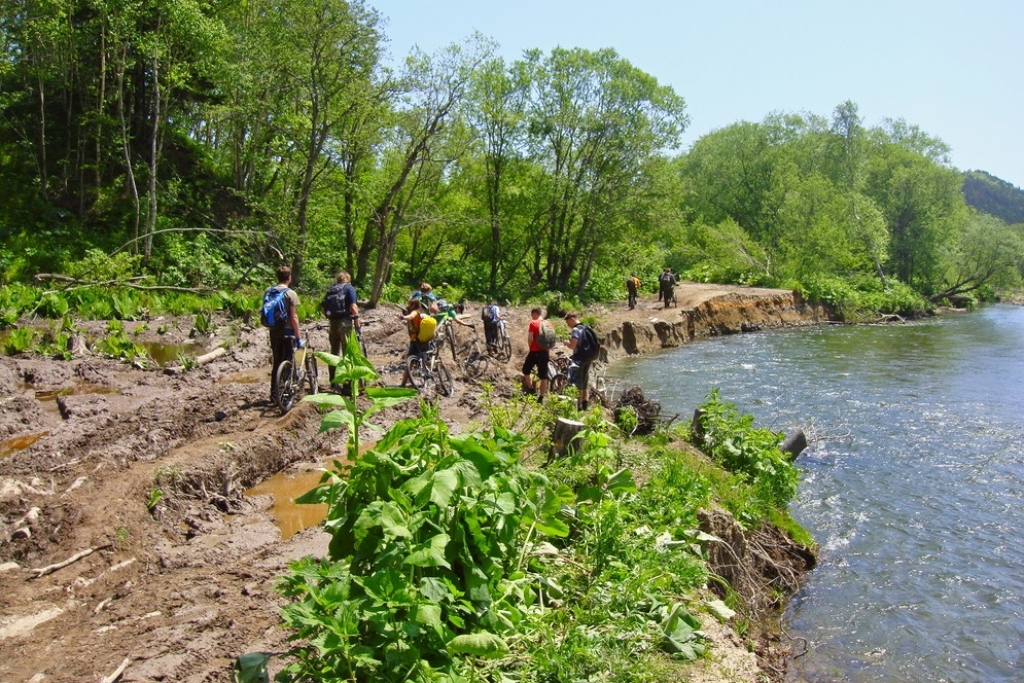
[489, 317, 512, 363]
[458, 326, 490, 379]
[274, 329, 319, 413]
[406, 341, 455, 397]
[549, 351, 607, 404]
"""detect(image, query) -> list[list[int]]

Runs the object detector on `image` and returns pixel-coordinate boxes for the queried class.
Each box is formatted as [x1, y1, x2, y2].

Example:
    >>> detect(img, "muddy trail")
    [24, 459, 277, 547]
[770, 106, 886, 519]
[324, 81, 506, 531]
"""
[0, 284, 826, 683]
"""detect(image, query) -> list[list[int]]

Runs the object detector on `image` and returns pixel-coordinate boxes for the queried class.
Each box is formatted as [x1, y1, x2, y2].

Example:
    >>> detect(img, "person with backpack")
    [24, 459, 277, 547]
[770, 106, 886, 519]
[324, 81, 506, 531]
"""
[522, 307, 554, 402]
[264, 265, 302, 402]
[481, 301, 501, 351]
[320, 271, 359, 391]
[411, 282, 439, 313]
[564, 311, 599, 411]
[659, 268, 677, 308]
[626, 272, 641, 309]
[399, 299, 436, 387]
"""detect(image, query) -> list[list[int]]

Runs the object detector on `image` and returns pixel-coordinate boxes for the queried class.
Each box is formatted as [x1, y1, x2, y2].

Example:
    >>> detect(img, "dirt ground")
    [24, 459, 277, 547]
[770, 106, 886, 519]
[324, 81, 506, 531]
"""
[0, 283, 824, 683]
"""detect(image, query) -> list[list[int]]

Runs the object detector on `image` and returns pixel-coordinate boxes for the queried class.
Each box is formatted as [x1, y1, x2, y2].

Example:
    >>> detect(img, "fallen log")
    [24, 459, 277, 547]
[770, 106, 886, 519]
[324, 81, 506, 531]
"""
[195, 346, 227, 366]
[780, 430, 808, 460]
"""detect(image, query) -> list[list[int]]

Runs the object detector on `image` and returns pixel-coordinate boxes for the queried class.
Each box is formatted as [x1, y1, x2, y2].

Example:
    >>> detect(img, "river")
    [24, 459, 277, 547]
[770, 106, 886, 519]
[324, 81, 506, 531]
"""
[609, 304, 1024, 682]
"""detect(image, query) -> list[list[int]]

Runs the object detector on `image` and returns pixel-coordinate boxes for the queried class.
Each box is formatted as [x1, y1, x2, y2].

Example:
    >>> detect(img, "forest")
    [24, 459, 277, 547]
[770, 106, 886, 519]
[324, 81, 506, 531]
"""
[3, 0, 1024, 317]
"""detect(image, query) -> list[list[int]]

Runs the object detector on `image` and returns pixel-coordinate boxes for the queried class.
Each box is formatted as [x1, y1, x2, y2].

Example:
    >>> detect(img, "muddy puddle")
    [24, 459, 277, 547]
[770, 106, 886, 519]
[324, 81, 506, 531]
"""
[1, 431, 49, 458]
[245, 468, 330, 540]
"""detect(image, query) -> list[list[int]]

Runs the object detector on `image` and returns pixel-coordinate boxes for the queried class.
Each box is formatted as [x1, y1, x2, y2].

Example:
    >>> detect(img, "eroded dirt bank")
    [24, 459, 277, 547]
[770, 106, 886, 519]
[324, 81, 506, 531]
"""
[0, 284, 828, 683]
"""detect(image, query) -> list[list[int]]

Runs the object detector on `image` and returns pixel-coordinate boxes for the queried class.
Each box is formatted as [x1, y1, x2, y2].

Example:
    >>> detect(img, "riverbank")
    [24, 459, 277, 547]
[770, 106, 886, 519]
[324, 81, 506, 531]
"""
[0, 283, 826, 683]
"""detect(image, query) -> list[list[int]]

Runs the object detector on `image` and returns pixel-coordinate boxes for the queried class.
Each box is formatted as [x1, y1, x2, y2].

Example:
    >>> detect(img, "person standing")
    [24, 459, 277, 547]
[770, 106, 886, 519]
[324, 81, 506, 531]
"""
[266, 266, 302, 401]
[521, 307, 550, 402]
[320, 271, 359, 391]
[626, 272, 641, 309]
[481, 300, 501, 351]
[659, 268, 677, 308]
[399, 299, 435, 387]
[411, 282, 439, 313]
[564, 311, 596, 411]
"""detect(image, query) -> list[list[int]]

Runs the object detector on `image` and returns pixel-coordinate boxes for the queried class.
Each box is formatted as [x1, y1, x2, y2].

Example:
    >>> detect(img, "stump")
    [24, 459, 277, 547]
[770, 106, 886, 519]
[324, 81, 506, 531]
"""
[550, 417, 586, 458]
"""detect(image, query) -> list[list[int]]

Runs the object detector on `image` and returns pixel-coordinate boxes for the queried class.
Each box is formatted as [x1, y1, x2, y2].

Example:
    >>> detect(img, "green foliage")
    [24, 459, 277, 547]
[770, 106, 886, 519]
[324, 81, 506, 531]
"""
[801, 274, 930, 320]
[694, 390, 798, 512]
[94, 321, 150, 367]
[2, 327, 37, 355]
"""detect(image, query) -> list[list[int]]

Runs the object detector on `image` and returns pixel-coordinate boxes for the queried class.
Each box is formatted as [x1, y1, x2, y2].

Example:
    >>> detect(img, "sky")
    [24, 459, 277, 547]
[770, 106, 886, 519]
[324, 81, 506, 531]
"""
[368, 0, 1024, 189]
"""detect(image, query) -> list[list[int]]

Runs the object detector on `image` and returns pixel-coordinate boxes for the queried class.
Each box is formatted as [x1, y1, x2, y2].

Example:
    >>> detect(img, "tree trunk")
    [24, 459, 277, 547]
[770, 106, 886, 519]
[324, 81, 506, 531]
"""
[550, 418, 586, 459]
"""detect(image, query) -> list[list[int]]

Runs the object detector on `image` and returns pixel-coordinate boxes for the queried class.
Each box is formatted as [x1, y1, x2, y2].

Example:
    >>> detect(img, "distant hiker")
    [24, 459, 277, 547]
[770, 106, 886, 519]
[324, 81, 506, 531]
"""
[522, 307, 551, 402]
[320, 271, 359, 391]
[481, 300, 501, 351]
[263, 266, 302, 401]
[626, 272, 641, 309]
[659, 268, 677, 309]
[564, 312, 600, 411]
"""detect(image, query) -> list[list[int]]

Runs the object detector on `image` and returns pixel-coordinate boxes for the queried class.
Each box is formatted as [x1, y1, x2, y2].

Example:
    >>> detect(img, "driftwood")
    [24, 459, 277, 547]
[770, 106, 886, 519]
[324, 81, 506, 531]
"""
[691, 408, 706, 441]
[195, 347, 227, 366]
[100, 657, 132, 683]
[28, 543, 112, 579]
[550, 418, 586, 458]
[614, 386, 663, 435]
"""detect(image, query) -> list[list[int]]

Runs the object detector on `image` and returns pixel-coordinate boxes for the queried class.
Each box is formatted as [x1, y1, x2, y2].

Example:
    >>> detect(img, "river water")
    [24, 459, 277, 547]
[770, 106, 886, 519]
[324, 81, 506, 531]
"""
[609, 304, 1024, 682]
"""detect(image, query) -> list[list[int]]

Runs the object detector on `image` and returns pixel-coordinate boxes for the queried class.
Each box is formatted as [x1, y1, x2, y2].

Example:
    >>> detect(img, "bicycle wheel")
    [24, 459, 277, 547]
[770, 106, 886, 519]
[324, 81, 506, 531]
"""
[546, 361, 566, 393]
[406, 354, 426, 390]
[495, 328, 512, 362]
[464, 340, 489, 378]
[435, 359, 454, 396]
[305, 352, 319, 395]
[275, 360, 296, 413]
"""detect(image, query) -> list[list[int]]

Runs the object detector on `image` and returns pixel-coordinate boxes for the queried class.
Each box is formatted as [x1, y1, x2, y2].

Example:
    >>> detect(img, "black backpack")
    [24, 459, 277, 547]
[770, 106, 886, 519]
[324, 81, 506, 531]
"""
[481, 304, 494, 322]
[322, 282, 354, 320]
[261, 286, 290, 328]
[575, 324, 601, 361]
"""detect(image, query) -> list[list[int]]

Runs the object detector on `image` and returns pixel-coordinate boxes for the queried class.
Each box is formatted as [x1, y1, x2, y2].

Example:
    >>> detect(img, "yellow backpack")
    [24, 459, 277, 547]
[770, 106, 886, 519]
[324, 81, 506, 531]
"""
[417, 314, 437, 343]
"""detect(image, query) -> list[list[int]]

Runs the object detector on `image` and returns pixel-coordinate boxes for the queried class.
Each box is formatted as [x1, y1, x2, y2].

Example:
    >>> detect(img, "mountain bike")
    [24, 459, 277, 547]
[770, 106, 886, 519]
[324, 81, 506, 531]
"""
[274, 329, 319, 413]
[490, 317, 512, 363]
[549, 352, 607, 403]
[458, 326, 489, 379]
[406, 341, 455, 397]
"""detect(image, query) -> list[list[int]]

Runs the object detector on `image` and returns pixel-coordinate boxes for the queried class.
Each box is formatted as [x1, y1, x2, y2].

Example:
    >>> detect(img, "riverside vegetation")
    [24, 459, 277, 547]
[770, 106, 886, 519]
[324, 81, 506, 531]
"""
[225, 334, 815, 683]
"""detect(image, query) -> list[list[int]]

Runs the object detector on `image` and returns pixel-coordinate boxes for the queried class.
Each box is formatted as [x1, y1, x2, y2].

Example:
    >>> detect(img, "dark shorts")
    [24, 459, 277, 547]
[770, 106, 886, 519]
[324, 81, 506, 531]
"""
[572, 358, 592, 389]
[522, 350, 550, 378]
[407, 340, 431, 357]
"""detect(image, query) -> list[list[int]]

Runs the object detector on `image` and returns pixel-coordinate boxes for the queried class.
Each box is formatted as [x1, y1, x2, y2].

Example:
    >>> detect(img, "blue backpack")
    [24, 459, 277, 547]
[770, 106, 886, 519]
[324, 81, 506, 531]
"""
[261, 286, 290, 327]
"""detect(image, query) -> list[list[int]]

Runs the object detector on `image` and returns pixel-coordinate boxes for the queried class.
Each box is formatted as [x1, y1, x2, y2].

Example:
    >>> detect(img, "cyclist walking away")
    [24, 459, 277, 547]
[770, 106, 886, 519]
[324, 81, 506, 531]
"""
[399, 299, 437, 387]
[262, 265, 302, 402]
[522, 307, 555, 403]
[626, 272, 641, 309]
[563, 311, 600, 411]
[481, 300, 501, 351]
[320, 270, 360, 392]
[659, 267, 677, 308]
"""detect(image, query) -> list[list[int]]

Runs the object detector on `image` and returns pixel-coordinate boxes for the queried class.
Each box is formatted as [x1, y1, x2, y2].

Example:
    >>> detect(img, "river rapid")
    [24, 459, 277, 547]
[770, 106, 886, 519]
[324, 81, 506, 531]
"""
[610, 304, 1024, 682]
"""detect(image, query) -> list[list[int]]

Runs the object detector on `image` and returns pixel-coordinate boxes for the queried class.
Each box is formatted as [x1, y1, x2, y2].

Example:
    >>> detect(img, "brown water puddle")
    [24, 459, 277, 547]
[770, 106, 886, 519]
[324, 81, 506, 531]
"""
[246, 467, 331, 540]
[140, 341, 201, 367]
[246, 449, 364, 540]
[1, 432, 49, 458]
[219, 368, 266, 385]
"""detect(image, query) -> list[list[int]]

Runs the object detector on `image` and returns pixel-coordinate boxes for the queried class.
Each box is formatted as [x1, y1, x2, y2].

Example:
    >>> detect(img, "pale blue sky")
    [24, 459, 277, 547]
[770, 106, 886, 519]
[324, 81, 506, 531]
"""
[369, 0, 1024, 188]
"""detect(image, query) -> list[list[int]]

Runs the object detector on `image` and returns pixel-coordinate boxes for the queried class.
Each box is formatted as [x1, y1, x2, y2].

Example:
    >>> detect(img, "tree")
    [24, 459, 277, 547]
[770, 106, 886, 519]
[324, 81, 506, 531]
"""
[522, 47, 688, 294]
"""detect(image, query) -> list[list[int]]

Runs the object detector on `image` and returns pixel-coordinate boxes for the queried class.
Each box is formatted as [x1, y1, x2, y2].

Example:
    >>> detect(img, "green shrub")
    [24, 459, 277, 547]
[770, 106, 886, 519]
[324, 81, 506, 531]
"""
[694, 390, 798, 512]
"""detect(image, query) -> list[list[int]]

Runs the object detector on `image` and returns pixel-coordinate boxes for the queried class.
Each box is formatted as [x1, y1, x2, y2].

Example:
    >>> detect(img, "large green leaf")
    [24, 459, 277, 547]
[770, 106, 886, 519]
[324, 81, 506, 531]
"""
[429, 469, 459, 508]
[446, 632, 509, 658]
[318, 409, 357, 433]
[403, 533, 451, 569]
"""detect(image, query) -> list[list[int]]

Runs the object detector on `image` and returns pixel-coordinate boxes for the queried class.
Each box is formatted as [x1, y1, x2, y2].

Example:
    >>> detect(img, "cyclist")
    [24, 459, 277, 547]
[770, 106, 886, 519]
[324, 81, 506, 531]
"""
[265, 266, 302, 402]
[400, 299, 436, 387]
[481, 300, 501, 351]
[320, 270, 360, 392]
[564, 311, 598, 411]
[411, 282, 439, 313]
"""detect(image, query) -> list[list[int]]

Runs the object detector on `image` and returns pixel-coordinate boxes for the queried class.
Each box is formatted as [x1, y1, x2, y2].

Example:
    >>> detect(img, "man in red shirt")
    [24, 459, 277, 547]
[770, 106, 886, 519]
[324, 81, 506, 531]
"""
[521, 307, 549, 402]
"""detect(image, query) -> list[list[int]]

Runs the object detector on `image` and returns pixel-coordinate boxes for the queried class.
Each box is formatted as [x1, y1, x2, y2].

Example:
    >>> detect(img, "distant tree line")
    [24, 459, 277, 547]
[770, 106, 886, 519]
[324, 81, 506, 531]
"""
[2, 0, 1023, 308]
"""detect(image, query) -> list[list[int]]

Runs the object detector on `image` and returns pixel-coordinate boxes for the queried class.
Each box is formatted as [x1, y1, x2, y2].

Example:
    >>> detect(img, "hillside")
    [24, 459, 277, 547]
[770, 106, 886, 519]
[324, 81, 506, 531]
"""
[962, 170, 1024, 224]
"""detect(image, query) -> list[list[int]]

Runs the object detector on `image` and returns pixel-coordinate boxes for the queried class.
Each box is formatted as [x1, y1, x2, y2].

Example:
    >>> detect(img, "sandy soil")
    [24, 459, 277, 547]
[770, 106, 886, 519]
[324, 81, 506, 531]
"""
[0, 284, 825, 683]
